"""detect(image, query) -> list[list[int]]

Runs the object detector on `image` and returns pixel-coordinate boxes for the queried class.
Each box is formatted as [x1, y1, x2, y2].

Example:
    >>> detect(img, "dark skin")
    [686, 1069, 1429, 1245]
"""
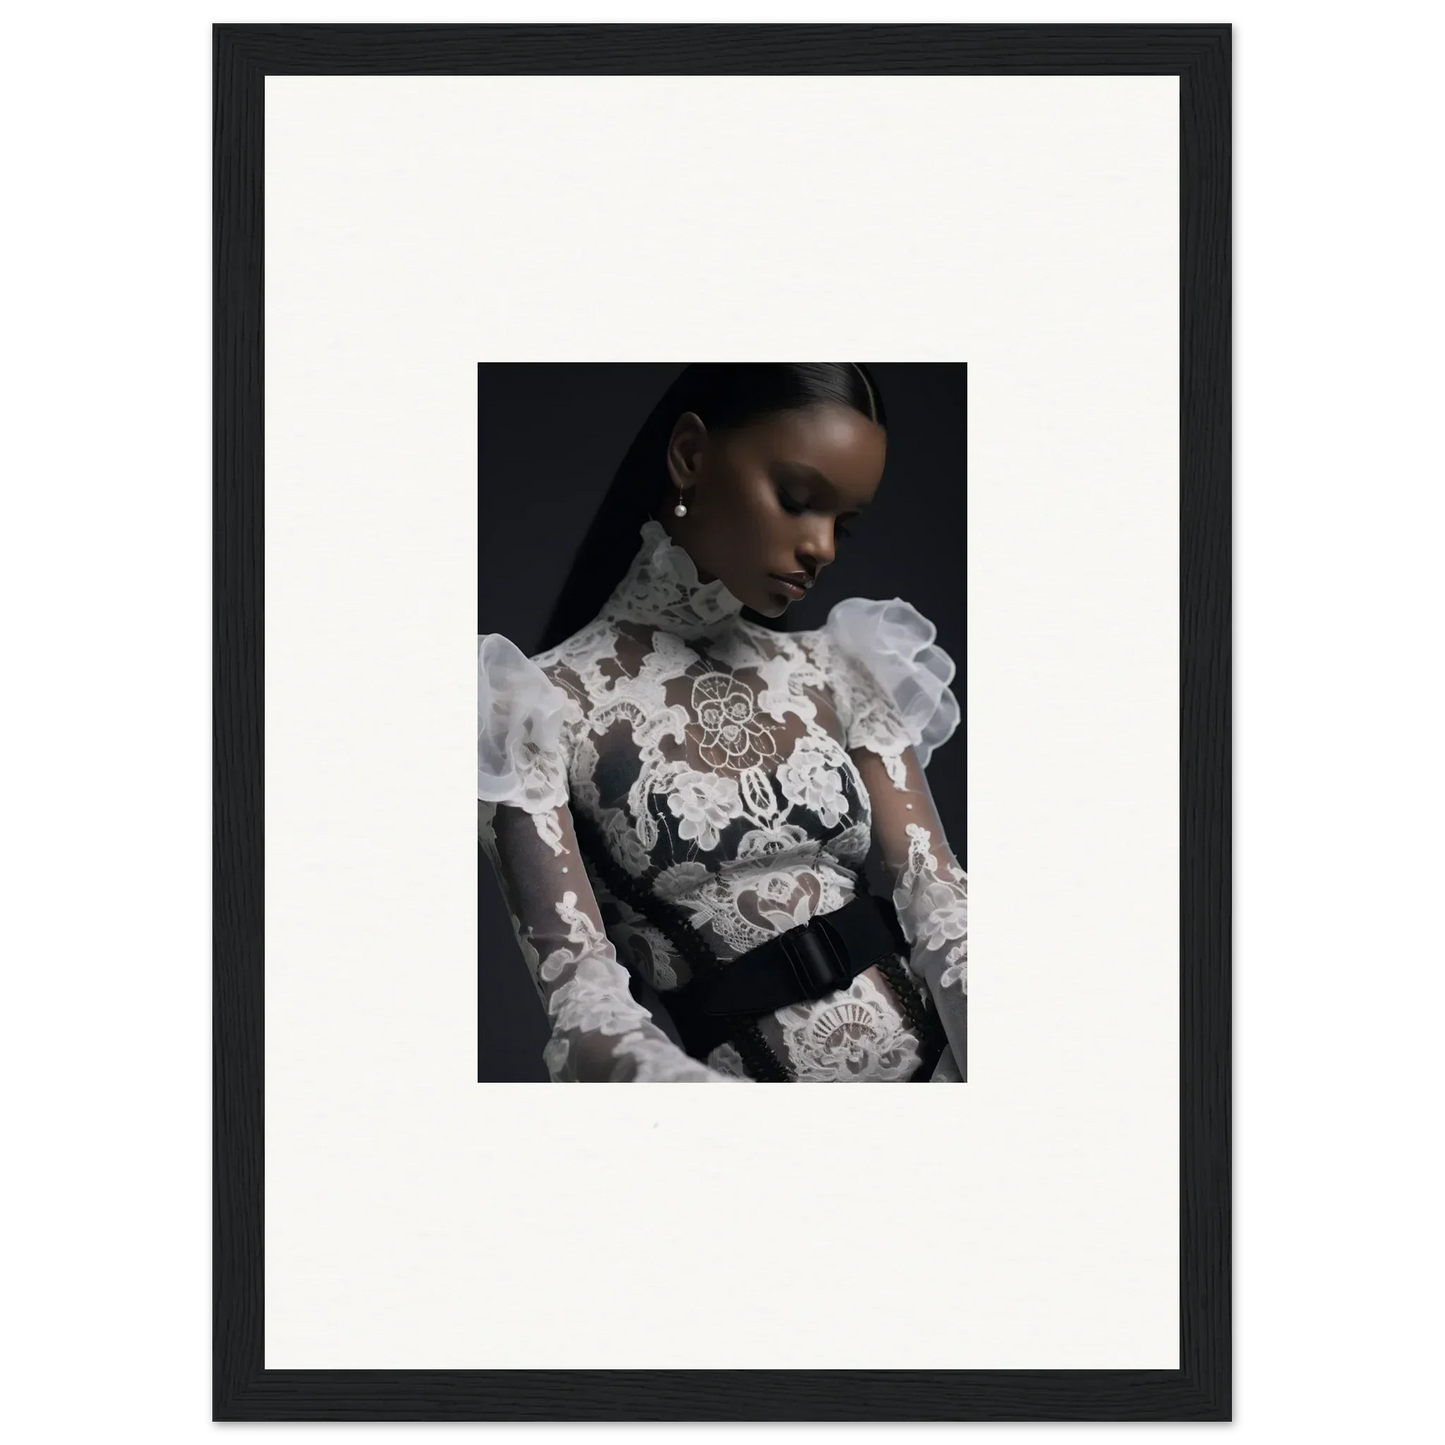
[653, 403, 887, 616]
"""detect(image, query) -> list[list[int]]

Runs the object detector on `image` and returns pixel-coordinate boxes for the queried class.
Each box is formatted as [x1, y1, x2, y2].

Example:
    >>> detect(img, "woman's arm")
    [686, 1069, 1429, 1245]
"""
[478, 627, 744, 1082]
[848, 744, 968, 1075]
[481, 796, 744, 1082]
[816, 598, 967, 1077]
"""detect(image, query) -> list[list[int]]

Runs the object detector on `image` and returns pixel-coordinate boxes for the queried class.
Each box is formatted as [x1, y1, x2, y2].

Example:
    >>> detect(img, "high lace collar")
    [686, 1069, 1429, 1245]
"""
[597, 518, 747, 640]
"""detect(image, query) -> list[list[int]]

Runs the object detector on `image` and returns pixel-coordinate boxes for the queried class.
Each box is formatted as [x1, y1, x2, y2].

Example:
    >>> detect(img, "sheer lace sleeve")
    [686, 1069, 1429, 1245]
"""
[821, 602, 968, 1077]
[478, 633, 746, 1083]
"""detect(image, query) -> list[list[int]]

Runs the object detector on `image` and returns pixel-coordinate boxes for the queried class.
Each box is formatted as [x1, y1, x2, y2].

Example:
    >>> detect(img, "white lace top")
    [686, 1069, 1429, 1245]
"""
[478, 518, 968, 1082]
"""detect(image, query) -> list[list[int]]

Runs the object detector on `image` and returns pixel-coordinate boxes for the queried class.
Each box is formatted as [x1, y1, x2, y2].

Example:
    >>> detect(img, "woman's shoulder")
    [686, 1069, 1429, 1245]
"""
[803, 596, 960, 768]
[798, 596, 952, 671]
[528, 612, 624, 675]
[477, 630, 588, 810]
[477, 630, 563, 694]
[480, 614, 614, 689]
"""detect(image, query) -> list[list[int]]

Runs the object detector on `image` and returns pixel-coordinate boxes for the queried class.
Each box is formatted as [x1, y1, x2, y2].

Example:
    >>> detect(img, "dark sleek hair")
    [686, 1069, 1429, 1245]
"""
[532, 363, 887, 655]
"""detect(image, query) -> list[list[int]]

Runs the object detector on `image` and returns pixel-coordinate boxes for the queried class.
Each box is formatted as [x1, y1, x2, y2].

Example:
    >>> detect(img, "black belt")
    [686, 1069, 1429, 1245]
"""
[653, 891, 911, 1063]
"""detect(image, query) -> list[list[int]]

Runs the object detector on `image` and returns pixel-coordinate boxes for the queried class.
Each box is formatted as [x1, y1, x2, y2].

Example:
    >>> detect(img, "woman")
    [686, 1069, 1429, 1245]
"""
[477, 363, 967, 1082]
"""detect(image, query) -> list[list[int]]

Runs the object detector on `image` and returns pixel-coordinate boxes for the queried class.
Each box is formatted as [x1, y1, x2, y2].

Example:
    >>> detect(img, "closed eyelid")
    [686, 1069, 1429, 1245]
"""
[776, 483, 857, 536]
[777, 484, 853, 515]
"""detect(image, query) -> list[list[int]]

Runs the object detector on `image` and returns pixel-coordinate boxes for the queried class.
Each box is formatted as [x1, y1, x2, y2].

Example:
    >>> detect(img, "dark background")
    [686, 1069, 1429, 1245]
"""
[478, 363, 967, 1081]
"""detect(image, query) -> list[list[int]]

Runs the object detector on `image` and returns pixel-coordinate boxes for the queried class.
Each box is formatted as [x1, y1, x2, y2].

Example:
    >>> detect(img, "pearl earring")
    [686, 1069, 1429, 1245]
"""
[673, 486, 688, 518]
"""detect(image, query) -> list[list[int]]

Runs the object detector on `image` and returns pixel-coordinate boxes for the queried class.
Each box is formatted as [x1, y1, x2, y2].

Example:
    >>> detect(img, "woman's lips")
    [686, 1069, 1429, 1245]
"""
[769, 574, 809, 599]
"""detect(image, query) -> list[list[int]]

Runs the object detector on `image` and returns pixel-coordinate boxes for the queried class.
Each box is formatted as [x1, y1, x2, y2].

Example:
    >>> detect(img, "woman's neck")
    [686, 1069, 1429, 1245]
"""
[597, 518, 745, 640]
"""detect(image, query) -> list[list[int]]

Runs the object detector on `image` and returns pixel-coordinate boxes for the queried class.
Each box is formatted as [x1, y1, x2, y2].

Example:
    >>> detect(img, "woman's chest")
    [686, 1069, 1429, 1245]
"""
[567, 635, 871, 876]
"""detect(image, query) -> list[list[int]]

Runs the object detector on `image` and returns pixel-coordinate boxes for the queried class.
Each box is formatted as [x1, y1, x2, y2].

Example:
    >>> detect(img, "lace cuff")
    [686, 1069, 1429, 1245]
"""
[824, 598, 960, 768]
[477, 633, 580, 812]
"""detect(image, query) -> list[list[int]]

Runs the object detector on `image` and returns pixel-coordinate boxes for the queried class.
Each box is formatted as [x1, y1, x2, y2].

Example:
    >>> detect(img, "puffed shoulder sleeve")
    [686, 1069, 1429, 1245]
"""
[477, 632, 581, 812]
[822, 597, 960, 769]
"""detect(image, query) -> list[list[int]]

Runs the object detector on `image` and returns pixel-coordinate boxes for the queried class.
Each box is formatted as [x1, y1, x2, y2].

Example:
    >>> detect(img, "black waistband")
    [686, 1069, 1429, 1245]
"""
[654, 892, 911, 1063]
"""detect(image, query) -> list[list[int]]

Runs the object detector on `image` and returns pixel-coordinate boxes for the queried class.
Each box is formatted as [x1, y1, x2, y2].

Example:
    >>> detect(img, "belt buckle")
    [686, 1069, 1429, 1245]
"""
[779, 916, 848, 998]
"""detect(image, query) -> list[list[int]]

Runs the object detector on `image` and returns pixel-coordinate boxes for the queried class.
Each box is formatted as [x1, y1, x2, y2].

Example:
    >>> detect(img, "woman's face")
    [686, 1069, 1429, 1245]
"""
[658, 402, 886, 616]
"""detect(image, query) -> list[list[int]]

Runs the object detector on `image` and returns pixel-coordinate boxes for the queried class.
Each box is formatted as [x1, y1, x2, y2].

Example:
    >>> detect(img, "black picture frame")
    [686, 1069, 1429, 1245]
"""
[215, 22, 1230, 1422]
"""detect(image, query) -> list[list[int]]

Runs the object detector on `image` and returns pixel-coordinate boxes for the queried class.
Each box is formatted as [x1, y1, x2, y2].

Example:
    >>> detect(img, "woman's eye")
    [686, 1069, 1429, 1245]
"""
[778, 485, 852, 539]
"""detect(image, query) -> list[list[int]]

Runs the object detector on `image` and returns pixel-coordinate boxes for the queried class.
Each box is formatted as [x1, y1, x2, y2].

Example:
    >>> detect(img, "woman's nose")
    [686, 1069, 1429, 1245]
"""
[799, 520, 836, 569]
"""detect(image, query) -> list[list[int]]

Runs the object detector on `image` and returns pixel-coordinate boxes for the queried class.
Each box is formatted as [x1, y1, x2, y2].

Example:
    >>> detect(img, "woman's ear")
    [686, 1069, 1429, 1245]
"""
[665, 410, 707, 491]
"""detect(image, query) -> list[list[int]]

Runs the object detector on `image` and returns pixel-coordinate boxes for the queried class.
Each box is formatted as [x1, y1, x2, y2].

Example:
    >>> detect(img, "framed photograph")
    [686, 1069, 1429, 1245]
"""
[475, 361, 970, 1086]
[216, 22, 1229, 1421]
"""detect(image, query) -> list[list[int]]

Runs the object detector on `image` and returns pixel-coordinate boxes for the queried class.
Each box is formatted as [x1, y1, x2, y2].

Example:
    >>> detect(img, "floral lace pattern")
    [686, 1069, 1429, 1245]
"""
[773, 971, 924, 1082]
[478, 517, 968, 1081]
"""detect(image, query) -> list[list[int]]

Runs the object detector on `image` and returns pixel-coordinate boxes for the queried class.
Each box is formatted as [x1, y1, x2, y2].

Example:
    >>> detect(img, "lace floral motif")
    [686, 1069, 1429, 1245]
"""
[479, 517, 966, 1081]
[776, 735, 851, 828]
[691, 673, 778, 770]
[666, 768, 743, 852]
[772, 972, 923, 1082]
[893, 822, 969, 993]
